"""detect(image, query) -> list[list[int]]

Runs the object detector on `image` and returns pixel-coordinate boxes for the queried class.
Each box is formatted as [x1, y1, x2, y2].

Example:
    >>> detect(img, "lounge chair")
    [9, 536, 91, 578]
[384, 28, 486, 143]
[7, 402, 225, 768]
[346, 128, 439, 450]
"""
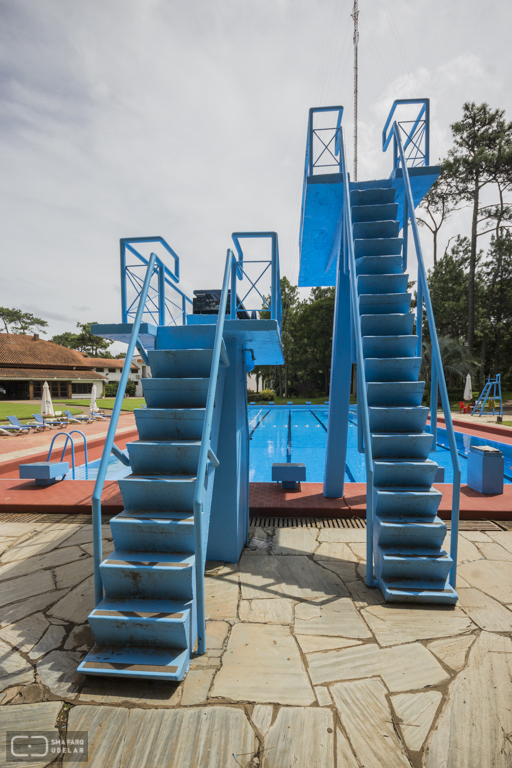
[32, 414, 66, 429]
[64, 410, 92, 424]
[7, 416, 41, 433]
[90, 411, 111, 421]
[0, 424, 25, 436]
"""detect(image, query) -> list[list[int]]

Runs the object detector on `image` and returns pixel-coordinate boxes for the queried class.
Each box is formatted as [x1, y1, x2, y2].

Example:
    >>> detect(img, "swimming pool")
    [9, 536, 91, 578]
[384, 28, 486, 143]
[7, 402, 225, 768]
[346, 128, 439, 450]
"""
[68, 406, 512, 484]
[248, 405, 512, 484]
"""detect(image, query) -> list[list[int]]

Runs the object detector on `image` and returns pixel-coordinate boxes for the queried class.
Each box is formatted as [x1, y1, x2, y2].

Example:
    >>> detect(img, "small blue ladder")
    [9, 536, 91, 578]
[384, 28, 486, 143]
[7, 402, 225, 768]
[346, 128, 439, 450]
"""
[471, 374, 503, 418]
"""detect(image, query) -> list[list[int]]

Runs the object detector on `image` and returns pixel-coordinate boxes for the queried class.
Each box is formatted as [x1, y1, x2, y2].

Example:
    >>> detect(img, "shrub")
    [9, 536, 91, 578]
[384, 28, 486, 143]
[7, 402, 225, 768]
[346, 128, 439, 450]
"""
[257, 388, 276, 402]
[104, 380, 136, 398]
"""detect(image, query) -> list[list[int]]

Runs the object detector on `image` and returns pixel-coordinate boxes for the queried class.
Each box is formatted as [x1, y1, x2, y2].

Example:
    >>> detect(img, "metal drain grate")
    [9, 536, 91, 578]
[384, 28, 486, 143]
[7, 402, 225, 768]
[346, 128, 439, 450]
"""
[0, 512, 111, 525]
[249, 517, 366, 529]
[251, 517, 510, 531]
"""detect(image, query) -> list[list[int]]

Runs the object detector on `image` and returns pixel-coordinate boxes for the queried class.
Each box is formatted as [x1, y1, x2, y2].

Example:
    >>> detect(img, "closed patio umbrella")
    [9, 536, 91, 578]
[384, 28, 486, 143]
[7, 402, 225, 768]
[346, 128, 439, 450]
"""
[90, 384, 100, 413]
[41, 381, 54, 417]
[464, 374, 472, 401]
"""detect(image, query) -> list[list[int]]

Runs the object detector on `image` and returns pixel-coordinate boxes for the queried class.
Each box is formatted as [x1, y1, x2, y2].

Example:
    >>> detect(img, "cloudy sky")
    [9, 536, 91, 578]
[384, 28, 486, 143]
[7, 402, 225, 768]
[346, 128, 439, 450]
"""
[1, 0, 511, 350]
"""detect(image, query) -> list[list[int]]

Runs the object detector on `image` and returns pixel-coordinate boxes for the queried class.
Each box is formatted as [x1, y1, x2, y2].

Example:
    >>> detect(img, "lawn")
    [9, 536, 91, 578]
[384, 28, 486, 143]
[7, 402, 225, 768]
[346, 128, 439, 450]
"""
[0, 402, 83, 425]
[64, 398, 145, 412]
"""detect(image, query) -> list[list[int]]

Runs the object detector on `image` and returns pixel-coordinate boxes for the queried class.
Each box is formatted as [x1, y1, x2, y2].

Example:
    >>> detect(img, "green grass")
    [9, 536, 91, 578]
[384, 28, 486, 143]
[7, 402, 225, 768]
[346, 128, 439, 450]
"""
[63, 398, 145, 412]
[0, 402, 82, 425]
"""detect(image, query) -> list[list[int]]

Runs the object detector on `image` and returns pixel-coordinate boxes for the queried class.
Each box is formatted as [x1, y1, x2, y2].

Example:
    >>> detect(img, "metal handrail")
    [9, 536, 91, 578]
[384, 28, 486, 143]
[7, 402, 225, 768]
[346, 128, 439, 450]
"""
[231, 232, 282, 330]
[47, 430, 88, 480]
[92, 253, 158, 606]
[391, 124, 461, 588]
[382, 99, 430, 171]
[121, 237, 193, 326]
[193, 248, 233, 654]
[339, 126, 376, 588]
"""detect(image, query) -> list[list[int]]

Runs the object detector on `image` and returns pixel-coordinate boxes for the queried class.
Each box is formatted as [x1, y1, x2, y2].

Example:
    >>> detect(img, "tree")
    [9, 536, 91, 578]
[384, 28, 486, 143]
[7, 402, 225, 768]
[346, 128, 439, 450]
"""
[443, 102, 512, 352]
[0, 307, 48, 335]
[420, 335, 478, 404]
[480, 232, 512, 386]
[52, 322, 112, 357]
[417, 172, 458, 265]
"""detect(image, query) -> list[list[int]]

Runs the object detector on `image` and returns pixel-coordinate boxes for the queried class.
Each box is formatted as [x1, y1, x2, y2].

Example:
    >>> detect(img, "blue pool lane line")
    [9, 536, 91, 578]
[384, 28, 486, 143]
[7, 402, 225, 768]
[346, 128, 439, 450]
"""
[249, 410, 270, 439]
[309, 409, 356, 482]
[287, 410, 292, 462]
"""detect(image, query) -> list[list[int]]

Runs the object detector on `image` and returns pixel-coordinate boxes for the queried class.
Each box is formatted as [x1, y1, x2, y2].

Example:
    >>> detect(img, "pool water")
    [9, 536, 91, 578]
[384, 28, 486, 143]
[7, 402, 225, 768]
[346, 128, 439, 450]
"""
[69, 406, 512, 484]
[248, 406, 512, 484]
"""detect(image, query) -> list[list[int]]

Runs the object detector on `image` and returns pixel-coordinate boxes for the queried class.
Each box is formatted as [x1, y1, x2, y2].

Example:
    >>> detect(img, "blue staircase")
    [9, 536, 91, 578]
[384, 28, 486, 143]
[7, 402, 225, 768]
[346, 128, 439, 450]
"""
[78, 330, 228, 681]
[351, 180, 457, 604]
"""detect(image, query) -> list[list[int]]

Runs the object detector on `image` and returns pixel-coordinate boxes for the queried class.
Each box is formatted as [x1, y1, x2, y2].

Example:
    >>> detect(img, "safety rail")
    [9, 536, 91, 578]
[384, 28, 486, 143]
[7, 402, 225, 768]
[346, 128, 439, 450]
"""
[386, 121, 461, 588]
[231, 232, 282, 331]
[338, 127, 376, 588]
[193, 248, 233, 654]
[47, 430, 88, 480]
[300, 107, 344, 250]
[121, 237, 193, 327]
[92, 253, 158, 605]
[383, 99, 430, 172]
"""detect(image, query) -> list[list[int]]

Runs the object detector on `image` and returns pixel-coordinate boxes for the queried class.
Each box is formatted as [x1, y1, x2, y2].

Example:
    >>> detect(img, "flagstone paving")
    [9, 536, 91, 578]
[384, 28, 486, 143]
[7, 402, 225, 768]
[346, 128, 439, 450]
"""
[0, 518, 510, 767]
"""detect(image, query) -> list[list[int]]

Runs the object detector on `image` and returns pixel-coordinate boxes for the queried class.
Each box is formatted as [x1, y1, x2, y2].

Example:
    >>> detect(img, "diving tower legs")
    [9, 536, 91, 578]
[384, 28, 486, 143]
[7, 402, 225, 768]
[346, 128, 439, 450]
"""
[323, 246, 352, 498]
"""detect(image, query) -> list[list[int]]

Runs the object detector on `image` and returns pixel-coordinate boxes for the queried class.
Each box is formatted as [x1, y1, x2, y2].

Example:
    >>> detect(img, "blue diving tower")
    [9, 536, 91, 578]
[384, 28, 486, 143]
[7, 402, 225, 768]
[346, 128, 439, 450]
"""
[78, 233, 283, 682]
[300, 100, 461, 604]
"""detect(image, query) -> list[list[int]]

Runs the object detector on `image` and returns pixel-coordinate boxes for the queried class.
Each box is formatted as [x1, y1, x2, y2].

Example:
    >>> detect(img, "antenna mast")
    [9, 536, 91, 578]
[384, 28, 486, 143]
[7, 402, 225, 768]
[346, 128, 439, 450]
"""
[352, 0, 359, 181]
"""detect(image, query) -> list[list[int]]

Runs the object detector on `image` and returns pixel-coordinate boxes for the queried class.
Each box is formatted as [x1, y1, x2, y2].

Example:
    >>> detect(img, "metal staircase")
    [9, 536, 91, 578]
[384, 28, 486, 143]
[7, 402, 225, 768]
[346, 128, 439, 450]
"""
[352, 180, 456, 603]
[79, 333, 227, 681]
[299, 99, 461, 604]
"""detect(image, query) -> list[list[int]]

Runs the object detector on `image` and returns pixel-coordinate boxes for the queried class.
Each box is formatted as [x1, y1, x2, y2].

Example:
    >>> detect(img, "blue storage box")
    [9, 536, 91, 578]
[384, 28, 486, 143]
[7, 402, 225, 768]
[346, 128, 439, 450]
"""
[467, 446, 504, 495]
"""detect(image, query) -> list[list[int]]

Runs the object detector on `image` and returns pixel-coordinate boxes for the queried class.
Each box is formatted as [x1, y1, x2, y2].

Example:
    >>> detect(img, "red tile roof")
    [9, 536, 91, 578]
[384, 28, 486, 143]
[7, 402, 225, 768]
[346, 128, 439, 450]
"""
[0, 333, 92, 368]
[81, 358, 138, 373]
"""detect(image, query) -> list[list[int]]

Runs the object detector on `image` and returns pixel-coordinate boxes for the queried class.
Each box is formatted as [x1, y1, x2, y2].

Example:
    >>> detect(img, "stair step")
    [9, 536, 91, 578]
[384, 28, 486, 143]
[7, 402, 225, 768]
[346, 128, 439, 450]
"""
[354, 237, 403, 258]
[119, 475, 196, 512]
[374, 458, 438, 487]
[369, 406, 429, 434]
[79, 644, 190, 681]
[374, 487, 442, 519]
[359, 293, 411, 315]
[351, 203, 398, 223]
[148, 349, 214, 378]
[134, 408, 205, 440]
[356, 255, 403, 275]
[110, 511, 195, 553]
[350, 188, 395, 206]
[366, 381, 425, 407]
[101, 550, 195, 600]
[365, 357, 421, 382]
[142, 378, 209, 409]
[377, 547, 452, 582]
[363, 335, 418, 359]
[88, 597, 193, 648]
[375, 516, 447, 548]
[379, 579, 458, 605]
[357, 273, 409, 295]
[371, 432, 433, 459]
[353, 220, 399, 240]
[126, 440, 201, 475]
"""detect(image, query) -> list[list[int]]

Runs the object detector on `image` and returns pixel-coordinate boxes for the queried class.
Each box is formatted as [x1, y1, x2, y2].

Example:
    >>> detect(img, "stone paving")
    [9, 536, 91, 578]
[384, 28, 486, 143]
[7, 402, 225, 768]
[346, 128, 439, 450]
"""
[0, 518, 511, 767]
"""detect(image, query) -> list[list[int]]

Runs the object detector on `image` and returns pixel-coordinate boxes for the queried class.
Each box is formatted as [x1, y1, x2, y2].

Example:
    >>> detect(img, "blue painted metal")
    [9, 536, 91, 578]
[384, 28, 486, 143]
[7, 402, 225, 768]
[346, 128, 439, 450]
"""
[19, 461, 69, 485]
[46, 430, 88, 480]
[231, 232, 282, 329]
[471, 374, 503, 418]
[382, 99, 430, 170]
[91, 253, 158, 608]
[467, 446, 504, 494]
[120, 238, 193, 327]
[272, 463, 306, 489]
[323, 218, 351, 498]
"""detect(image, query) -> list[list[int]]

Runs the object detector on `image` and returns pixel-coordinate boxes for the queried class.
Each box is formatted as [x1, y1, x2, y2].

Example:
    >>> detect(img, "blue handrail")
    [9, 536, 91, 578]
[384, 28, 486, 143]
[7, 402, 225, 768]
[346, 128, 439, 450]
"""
[193, 248, 233, 654]
[382, 99, 430, 172]
[338, 127, 376, 587]
[231, 232, 282, 330]
[120, 237, 193, 327]
[47, 430, 88, 480]
[92, 253, 158, 606]
[388, 122, 461, 588]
